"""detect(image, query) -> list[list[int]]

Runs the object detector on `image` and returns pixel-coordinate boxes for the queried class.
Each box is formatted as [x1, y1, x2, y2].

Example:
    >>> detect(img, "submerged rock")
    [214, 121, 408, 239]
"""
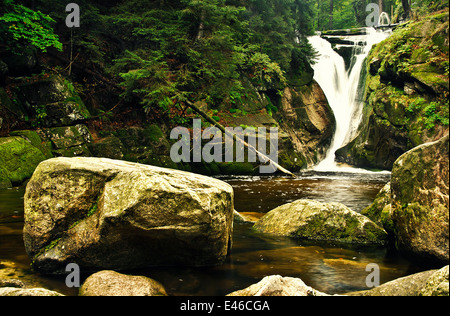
[23, 157, 234, 274]
[253, 199, 387, 245]
[0, 279, 25, 288]
[227, 275, 329, 296]
[79, 270, 167, 296]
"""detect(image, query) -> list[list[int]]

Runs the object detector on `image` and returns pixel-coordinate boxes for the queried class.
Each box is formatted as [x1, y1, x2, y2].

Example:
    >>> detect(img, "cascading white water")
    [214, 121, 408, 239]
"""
[309, 28, 390, 172]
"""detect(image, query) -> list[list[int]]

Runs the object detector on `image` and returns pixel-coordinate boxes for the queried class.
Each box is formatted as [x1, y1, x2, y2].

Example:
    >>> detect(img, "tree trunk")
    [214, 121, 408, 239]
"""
[68, 29, 73, 76]
[401, 0, 411, 19]
[196, 10, 206, 41]
[185, 100, 296, 178]
[329, 0, 333, 29]
[48, 52, 295, 177]
[317, 0, 321, 30]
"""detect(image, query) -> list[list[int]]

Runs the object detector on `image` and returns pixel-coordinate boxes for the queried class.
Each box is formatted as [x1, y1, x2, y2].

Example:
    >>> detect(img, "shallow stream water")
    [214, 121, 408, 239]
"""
[0, 171, 421, 296]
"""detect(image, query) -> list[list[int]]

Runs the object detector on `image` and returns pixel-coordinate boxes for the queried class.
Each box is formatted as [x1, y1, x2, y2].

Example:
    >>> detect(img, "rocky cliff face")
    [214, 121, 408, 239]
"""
[278, 81, 336, 168]
[336, 11, 449, 170]
[1, 55, 335, 182]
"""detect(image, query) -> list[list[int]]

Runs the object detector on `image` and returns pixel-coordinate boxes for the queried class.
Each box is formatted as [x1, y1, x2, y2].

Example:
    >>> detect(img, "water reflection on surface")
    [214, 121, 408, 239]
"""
[221, 171, 391, 213]
[0, 186, 25, 224]
[0, 172, 421, 296]
[139, 222, 417, 296]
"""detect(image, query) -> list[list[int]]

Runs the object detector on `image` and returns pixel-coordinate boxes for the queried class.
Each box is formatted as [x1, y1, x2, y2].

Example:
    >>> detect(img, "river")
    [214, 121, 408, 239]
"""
[0, 171, 421, 296]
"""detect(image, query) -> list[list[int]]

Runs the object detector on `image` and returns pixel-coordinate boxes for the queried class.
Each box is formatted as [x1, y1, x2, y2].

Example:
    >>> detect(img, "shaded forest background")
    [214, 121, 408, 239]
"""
[1, 0, 448, 128]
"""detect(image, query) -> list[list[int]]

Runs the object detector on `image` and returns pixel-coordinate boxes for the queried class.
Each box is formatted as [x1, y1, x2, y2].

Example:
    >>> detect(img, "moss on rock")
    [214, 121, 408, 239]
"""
[37, 125, 93, 157]
[0, 136, 46, 186]
[9, 130, 53, 159]
[24, 157, 235, 273]
[361, 182, 395, 235]
[253, 199, 387, 245]
[390, 134, 449, 266]
[336, 10, 449, 170]
[0, 168, 12, 189]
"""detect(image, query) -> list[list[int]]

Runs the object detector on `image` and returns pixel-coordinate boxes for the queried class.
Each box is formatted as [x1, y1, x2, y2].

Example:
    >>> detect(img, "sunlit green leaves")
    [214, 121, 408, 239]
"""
[0, 0, 62, 53]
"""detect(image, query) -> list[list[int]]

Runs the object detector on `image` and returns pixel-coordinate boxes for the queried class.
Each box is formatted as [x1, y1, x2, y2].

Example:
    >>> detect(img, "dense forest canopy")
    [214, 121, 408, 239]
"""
[1, 0, 448, 124]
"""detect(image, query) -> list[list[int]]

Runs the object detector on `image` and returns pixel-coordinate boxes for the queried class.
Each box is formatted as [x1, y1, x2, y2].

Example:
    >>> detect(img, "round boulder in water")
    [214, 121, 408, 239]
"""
[23, 157, 234, 274]
[253, 199, 387, 245]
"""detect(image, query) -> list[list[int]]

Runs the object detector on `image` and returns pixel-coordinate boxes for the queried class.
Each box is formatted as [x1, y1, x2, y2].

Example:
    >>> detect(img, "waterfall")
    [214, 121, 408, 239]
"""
[308, 28, 391, 172]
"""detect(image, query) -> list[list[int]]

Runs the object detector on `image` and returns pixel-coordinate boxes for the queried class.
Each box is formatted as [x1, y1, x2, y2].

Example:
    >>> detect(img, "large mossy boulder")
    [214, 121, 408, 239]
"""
[253, 199, 387, 245]
[0, 168, 13, 189]
[23, 157, 234, 274]
[419, 265, 449, 296]
[0, 136, 46, 187]
[9, 130, 53, 159]
[361, 135, 449, 266]
[390, 134, 449, 266]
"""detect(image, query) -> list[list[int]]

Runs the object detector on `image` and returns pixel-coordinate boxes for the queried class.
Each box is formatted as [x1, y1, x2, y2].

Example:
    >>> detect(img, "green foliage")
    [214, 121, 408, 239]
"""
[366, 9, 449, 140]
[406, 98, 448, 129]
[116, 50, 178, 113]
[406, 97, 427, 113]
[423, 101, 449, 128]
[105, 0, 318, 122]
[316, 0, 400, 31]
[410, 0, 449, 17]
[442, 60, 449, 77]
[1, 0, 320, 124]
[0, 0, 62, 53]
[236, 46, 287, 86]
[31, 104, 48, 127]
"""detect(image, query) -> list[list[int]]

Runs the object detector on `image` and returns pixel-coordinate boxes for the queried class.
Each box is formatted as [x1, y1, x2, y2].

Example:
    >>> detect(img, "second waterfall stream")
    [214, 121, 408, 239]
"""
[308, 28, 391, 172]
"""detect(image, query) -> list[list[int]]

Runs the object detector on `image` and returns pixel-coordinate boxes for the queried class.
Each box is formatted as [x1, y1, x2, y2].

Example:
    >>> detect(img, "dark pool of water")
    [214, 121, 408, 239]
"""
[0, 171, 421, 296]
[221, 170, 392, 214]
